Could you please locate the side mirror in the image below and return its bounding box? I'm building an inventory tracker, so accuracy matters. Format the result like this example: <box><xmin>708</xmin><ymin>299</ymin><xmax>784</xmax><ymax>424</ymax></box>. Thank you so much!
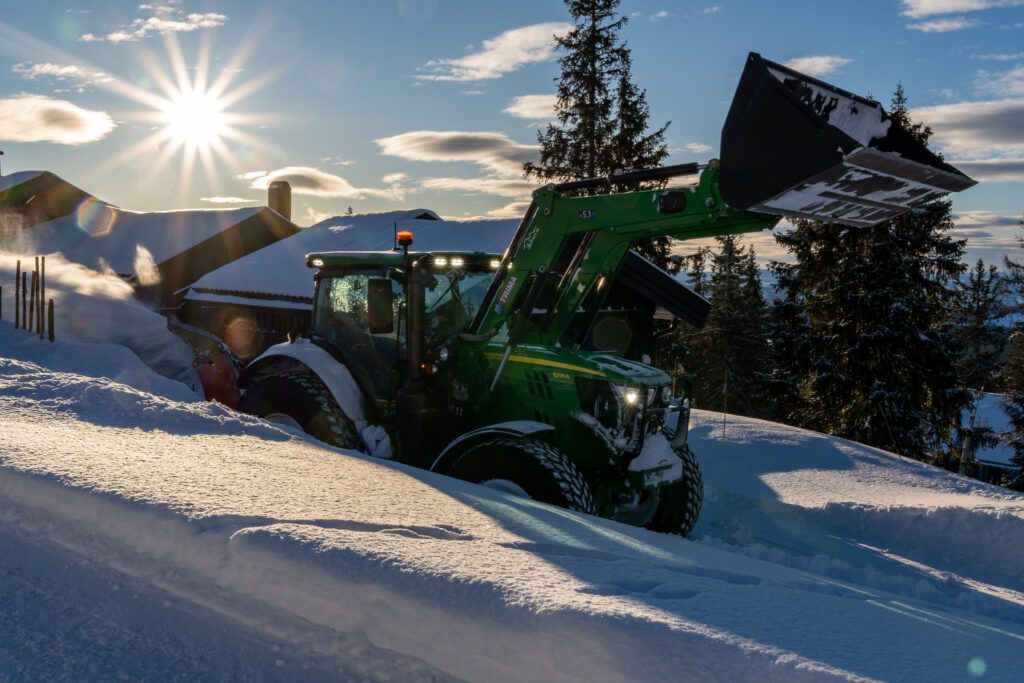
<box><xmin>367</xmin><ymin>278</ymin><xmax>394</xmax><ymax>334</ymax></box>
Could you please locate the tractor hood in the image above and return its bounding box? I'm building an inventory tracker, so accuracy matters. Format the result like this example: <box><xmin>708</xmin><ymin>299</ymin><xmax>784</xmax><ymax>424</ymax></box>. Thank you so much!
<box><xmin>485</xmin><ymin>344</ymin><xmax>668</xmax><ymax>388</ymax></box>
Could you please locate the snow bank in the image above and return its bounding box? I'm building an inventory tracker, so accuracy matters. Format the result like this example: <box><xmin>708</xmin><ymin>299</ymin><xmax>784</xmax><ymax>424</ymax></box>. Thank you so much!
<box><xmin>1</xmin><ymin>353</ymin><xmax>1023</xmax><ymax>680</ymax></box>
<box><xmin>0</xmin><ymin>252</ymin><xmax>199</xmax><ymax>393</ymax></box>
<box><xmin>690</xmin><ymin>410</ymin><xmax>1024</xmax><ymax>619</ymax></box>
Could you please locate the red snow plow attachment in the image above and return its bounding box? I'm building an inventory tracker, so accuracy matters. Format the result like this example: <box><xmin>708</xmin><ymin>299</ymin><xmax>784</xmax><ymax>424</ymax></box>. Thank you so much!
<box><xmin>719</xmin><ymin>52</ymin><xmax>976</xmax><ymax>228</ymax></box>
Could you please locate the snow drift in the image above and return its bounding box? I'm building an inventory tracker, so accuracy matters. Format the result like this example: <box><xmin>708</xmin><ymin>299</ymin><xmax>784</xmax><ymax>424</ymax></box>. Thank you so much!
<box><xmin>0</xmin><ymin>324</ymin><xmax>1022</xmax><ymax>681</ymax></box>
<box><xmin>0</xmin><ymin>252</ymin><xmax>199</xmax><ymax>392</ymax></box>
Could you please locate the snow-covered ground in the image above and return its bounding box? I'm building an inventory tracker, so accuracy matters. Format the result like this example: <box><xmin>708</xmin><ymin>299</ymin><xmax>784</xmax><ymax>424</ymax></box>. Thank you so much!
<box><xmin>0</xmin><ymin>319</ymin><xmax>1022</xmax><ymax>681</ymax></box>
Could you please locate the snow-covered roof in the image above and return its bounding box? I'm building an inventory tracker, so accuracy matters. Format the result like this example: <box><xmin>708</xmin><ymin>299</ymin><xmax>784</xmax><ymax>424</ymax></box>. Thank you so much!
<box><xmin>0</xmin><ymin>170</ymin><xmax>43</xmax><ymax>194</ymax></box>
<box><xmin>0</xmin><ymin>203</ymin><xmax>262</xmax><ymax>275</ymax></box>
<box><xmin>186</xmin><ymin>209</ymin><xmax>519</xmax><ymax>302</ymax></box>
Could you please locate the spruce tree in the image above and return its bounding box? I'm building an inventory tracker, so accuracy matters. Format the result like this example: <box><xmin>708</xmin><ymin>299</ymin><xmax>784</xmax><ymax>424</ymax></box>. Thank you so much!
<box><xmin>999</xmin><ymin>215</ymin><xmax>1024</xmax><ymax>489</ymax></box>
<box><xmin>953</xmin><ymin>259</ymin><xmax>1005</xmax><ymax>391</ymax></box>
<box><xmin>681</xmin><ymin>245</ymin><xmax>711</xmax><ymax>296</ymax></box>
<box><xmin>525</xmin><ymin>0</ymin><xmax>671</xmax><ymax>268</ymax></box>
<box><xmin>768</xmin><ymin>86</ymin><xmax>966</xmax><ymax>460</ymax></box>
<box><xmin>681</xmin><ymin>236</ymin><xmax>769</xmax><ymax>418</ymax></box>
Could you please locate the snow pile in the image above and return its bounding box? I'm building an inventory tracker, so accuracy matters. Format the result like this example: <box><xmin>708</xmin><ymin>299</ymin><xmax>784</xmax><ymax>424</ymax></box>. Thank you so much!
<box><xmin>0</xmin><ymin>252</ymin><xmax>199</xmax><ymax>392</ymax></box>
<box><xmin>186</xmin><ymin>210</ymin><xmax>518</xmax><ymax>303</ymax></box>
<box><xmin>0</xmin><ymin>335</ymin><xmax>1023</xmax><ymax>680</ymax></box>
<box><xmin>691</xmin><ymin>411</ymin><xmax>1024</xmax><ymax>617</ymax></box>
<box><xmin>0</xmin><ymin>201</ymin><xmax>260</xmax><ymax>275</ymax></box>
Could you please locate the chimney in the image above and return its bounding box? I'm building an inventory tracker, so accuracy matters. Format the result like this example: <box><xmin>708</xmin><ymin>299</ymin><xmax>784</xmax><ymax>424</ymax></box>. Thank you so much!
<box><xmin>268</xmin><ymin>180</ymin><xmax>291</xmax><ymax>221</ymax></box>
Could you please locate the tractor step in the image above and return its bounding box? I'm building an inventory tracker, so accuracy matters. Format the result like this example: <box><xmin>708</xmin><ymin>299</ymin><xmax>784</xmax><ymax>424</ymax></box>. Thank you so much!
<box><xmin>719</xmin><ymin>52</ymin><xmax>976</xmax><ymax>228</ymax></box>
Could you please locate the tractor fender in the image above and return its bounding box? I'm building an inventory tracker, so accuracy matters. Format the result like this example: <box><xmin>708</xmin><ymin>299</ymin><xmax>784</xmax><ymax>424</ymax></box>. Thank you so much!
<box><xmin>241</xmin><ymin>338</ymin><xmax>369</xmax><ymax>432</ymax></box>
<box><xmin>430</xmin><ymin>421</ymin><xmax>555</xmax><ymax>473</ymax></box>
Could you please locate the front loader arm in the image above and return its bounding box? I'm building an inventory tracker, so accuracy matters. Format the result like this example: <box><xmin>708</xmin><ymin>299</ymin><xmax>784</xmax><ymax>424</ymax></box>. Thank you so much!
<box><xmin>470</xmin><ymin>163</ymin><xmax>779</xmax><ymax>348</ymax></box>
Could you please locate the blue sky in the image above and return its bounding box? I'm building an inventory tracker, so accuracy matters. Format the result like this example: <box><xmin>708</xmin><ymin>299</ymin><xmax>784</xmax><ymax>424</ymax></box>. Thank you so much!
<box><xmin>0</xmin><ymin>0</ymin><xmax>1021</xmax><ymax>263</ymax></box>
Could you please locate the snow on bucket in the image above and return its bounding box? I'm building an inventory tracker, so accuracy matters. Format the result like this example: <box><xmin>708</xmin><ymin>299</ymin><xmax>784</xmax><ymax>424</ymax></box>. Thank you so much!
<box><xmin>719</xmin><ymin>52</ymin><xmax>976</xmax><ymax>228</ymax></box>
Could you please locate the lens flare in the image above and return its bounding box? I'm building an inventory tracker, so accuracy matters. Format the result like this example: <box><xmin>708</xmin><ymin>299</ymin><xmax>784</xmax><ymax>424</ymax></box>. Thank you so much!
<box><xmin>76</xmin><ymin>199</ymin><xmax>117</xmax><ymax>237</ymax></box>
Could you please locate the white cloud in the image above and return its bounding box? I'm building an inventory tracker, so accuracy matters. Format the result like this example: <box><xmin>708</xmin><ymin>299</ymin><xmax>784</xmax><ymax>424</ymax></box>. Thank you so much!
<box><xmin>200</xmin><ymin>196</ymin><xmax>253</xmax><ymax>204</ymax></box>
<box><xmin>682</xmin><ymin>142</ymin><xmax>714</xmax><ymax>155</ymax></box>
<box><xmin>247</xmin><ymin>167</ymin><xmax>404</xmax><ymax>200</ymax></box>
<box><xmin>953</xmin><ymin>158</ymin><xmax>1024</xmax><ymax>181</ymax></box>
<box><xmin>677</xmin><ymin>232</ymin><xmax>792</xmax><ymax>264</ymax></box>
<box><xmin>303</xmin><ymin>205</ymin><xmax>335</xmax><ymax>226</ymax></box>
<box><xmin>503</xmin><ymin>94</ymin><xmax>557</xmax><ymax>120</ymax></box>
<box><xmin>420</xmin><ymin>177</ymin><xmax>536</xmax><ymax>198</ymax></box>
<box><xmin>954</xmin><ymin>209</ymin><xmax>1023</xmax><ymax>228</ymax></box>
<box><xmin>913</xmin><ymin>98</ymin><xmax>1024</xmax><ymax>156</ymax></box>
<box><xmin>237</xmin><ymin>170</ymin><xmax>268</xmax><ymax>180</ymax></box>
<box><xmin>950</xmin><ymin>210</ymin><xmax>1024</xmax><ymax>265</ymax></box>
<box><xmin>700</xmin><ymin>5</ymin><xmax>722</xmax><ymax>14</ymax></box>
<box><xmin>907</xmin><ymin>16</ymin><xmax>976</xmax><ymax>31</ymax></box>
<box><xmin>12</xmin><ymin>62</ymin><xmax>113</xmax><ymax>90</ymax></box>
<box><xmin>78</xmin><ymin>3</ymin><xmax>227</xmax><ymax>43</ymax></box>
<box><xmin>900</xmin><ymin>0</ymin><xmax>1024</xmax><ymax>17</ymax></box>
<box><xmin>970</xmin><ymin>52</ymin><xmax>1024</xmax><ymax>60</ymax></box>
<box><xmin>649</xmin><ymin>10</ymin><xmax>670</xmax><ymax>22</ymax></box>
<box><xmin>416</xmin><ymin>22</ymin><xmax>572</xmax><ymax>81</ymax></box>
<box><xmin>975</xmin><ymin>64</ymin><xmax>1024</xmax><ymax>96</ymax></box>
<box><xmin>484</xmin><ymin>201</ymin><xmax>533</xmax><ymax>219</ymax></box>
<box><xmin>138</xmin><ymin>3</ymin><xmax>180</xmax><ymax>13</ymax></box>
<box><xmin>463</xmin><ymin>201</ymin><xmax>533</xmax><ymax>220</ymax></box>
<box><xmin>319</xmin><ymin>156</ymin><xmax>354</xmax><ymax>166</ymax></box>
<box><xmin>0</xmin><ymin>94</ymin><xmax>114</xmax><ymax>144</ymax></box>
<box><xmin>381</xmin><ymin>172</ymin><xmax>408</xmax><ymax>184</ymax></box>
<box><xmin>376</xmin><ymin>130</ymin><xmax>538</xmax><ymax>178</ymax></box>
<box><xmin>783</xmin><ymin>55</ymin><xmax>853</xmax><ymax>76</ymax></box>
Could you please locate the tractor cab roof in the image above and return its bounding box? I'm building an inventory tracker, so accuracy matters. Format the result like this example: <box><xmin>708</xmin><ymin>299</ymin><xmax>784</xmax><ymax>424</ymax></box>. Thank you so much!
<box><xmin>306</xmin><ymin>250</ymin><xmax>502</xmax><ymax>271</ymax></box>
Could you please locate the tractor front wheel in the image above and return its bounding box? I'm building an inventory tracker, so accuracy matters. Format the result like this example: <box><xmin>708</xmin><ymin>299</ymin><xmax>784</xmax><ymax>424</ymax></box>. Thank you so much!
<box><xmin>238</xmin><ymin>372</ymin><xmax>360</xmax><ymax>450</ymax></box>
<box><xmin>443</xmin><ymin>438</ymin><xmax>595</xmax><ymax>514</ymax></box>
<box><xmin>645</xmin><ymin>444</ymin><xmax>704</xmax><ymax>537</ymax></box>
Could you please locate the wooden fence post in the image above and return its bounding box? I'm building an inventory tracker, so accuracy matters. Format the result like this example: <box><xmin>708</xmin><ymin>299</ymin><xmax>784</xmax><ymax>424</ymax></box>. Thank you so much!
<box><xmin>14</xmin><ymin>260</ymin><xmax>19</xmax><ymax>329</ymax></box>
<box><xmin>29</xmin><ymin>270</ymin><xmax>36</xmax><ymax>333</ymax></box>
<box><xmin>40</xmin><ymin>256</ymin><xmax>45</xmax><ymax>337</ymax></box>
<box><xmin>47</xmin><ymin>299</ymin><xmax>54</xmax><ymax>342</ymax></box>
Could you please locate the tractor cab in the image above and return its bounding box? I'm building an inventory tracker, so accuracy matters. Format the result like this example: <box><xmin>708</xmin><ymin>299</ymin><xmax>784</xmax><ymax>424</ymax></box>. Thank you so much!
<box><xmin>305</xmin><ymin>249</ymin><xmax>501</xmax><ymax>424</ymax></box>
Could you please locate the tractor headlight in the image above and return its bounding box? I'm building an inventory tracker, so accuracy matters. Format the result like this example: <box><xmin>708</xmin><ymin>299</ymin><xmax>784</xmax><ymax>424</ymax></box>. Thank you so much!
<box><xmin>612</xmin><ymin>384</ymin><xmax>641</xmax><ymax>407</ymax></box>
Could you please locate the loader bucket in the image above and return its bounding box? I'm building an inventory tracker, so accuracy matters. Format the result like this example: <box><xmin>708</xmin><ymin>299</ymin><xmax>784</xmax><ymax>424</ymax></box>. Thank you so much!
<box><xmin>719</xmin><ymin>52</ymin><xmax>976</xmax><ymax>228</ymax></box>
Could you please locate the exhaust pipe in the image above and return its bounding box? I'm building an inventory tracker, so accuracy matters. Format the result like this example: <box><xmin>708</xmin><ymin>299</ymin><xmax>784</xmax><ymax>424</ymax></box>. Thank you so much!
<box><xmin>719</xmin><ymin>53</ymin><xmax>976</xmax><ymax>228</ymax></box>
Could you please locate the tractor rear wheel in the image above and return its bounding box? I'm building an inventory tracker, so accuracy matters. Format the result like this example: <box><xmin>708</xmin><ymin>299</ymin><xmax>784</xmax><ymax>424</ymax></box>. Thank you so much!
<box><xmin>238</xmin><ymin>372</ymin><xmax>360</xmax><ymax>450</ymax></box>
<box><xmin>645</xmin><ymin>444</ymin><xmax>704</xmax><ymax>537</ymax></box>
<box><xmin>443</xmin><ymin>438</ymin><xmax>595</xmax><ymax>514</ymax></box>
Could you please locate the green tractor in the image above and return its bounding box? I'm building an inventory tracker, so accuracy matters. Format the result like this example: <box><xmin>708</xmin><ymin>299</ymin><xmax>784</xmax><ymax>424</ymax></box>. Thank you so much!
<box><xmin>237</xmin><ymin>54</ymin><xmax>975</xmax><ymax>535</ymax></box>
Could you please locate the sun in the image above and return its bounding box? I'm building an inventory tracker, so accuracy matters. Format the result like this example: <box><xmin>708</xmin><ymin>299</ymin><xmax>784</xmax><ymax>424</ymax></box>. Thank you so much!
<box><xmin>161</xmin><ymin>88</ymin><xmax>227</xmax><ymax>150</ymax></box>
<box><xmin>81</xmin><ymin>31</ymin><xmax>286</xmax><ymax>204</ymax></box>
